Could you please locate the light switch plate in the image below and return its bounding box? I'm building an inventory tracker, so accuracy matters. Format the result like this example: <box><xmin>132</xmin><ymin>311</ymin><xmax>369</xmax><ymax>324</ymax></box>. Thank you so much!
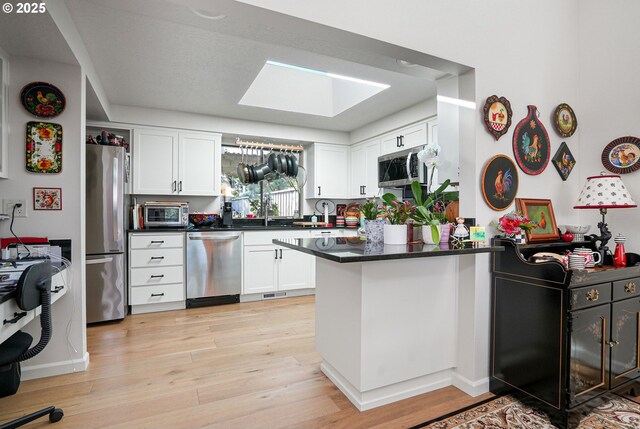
<box><xmin>3</xmin><ymin>199</ymin><xmax>27</xmax><ymax>217</ymax></box>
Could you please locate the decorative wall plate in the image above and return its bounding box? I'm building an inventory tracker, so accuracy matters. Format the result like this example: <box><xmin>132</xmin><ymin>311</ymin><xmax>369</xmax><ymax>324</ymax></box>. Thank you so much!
<box><xmin>481</xmin><ymin>154</ymin><xmax>519</xmax><ymax>211</ymax></box>
<box><xmin>512</xmin><ymin>105</ymin><xmax>551</xmax><ymax>175</ymax></box>
<box><xmin>20</xmin><ymin>82</ymin><xmax>66</xmax><ymax>118</ymax></box>
<box><xmin>26</xmin><ymin>122</ymin><xmax>62</xmax><ymax>173</ymax></box>
<box><xmin>553</xmin><ymin>103</ymin><xmax>577</xmax><ymax>137</ymax></box>
<box><xmin>482</xmin><ymin>95</ymin><xmax>512</xmax><ymax>141</ymax></box>
<box><xmin>601</xmin><ymin>136</ymin><xmax>640</xmax><ymax>174</ymax></box>
<box><xmin>552</xmin><ymin>142</ymin><xmax>576</xmax><ymax>181</ymax></box>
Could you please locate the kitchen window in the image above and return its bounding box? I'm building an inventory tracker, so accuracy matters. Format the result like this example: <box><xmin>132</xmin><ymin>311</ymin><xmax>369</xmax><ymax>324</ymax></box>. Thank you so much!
<box><xmin>220</xmin><ymin>145</ymin><xmax>302</xmax><ymax>219</ymax></box>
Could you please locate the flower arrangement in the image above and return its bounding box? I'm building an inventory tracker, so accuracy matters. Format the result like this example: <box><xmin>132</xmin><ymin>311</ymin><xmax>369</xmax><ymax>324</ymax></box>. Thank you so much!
<box><xmin>360</xmin><ymin>197</ymin><xmax>382</xmax><ymax>221</ymax></box>
<box><xmin>380</xmin><ymin>198</ymin><xmax>416</xmax><ymax>225</ymax></box>
<box><xmin>492</xmin><ymin>211</ymin><xmax>537</xmax><ymax>235</ymax></box>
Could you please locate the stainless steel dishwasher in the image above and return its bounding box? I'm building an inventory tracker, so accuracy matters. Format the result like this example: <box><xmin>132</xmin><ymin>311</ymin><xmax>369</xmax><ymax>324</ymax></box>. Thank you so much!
<box><xmin>186</xmin><ymin>231</ymin><xmax>242</xmax><ymax>307</ymax></box>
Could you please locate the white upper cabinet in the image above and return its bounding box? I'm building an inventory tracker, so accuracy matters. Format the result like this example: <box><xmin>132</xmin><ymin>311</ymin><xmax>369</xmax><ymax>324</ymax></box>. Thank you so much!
<box><xmin>306</xmin><ymin>143</ymin><xmax>349</xmax><ymax>199</ymax></box>
<box><xmin>349</xmin><ymin>138</ymin><xmax>380</xmax><ymax>198</ymax></box>
<box><xmin>133</xmin><ymin>128</ymin><xmax>221</xmax><ymax>196</ymax></box>
<box><xmin>380</xmin><ymin>121</ymin><xmax>427</xmax><ymax>155</ymax></box>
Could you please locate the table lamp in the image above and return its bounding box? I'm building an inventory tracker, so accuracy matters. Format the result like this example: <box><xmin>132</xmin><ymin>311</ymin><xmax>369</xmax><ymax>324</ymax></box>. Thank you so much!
<box><xmin>574</xmin><ymin>173</ymin><xmax>637</xmax><ymax>266</ymax></box>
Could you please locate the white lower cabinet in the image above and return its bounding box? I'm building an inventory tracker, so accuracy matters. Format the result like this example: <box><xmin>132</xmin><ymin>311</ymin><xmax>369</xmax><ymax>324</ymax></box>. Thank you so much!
<box><xmin>243</xmin><ymin>231</ymin><xmax>316</xmax><ymax>296</ymax></box>
<box><xmin>129</xmin><ymin>232</ymin><xmax>185</xmax><ymax>314</ymax></box>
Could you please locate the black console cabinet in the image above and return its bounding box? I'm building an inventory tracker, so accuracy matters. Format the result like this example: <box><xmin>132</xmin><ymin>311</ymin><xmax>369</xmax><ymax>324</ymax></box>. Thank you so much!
<box><xmin>490</xmin><ymin>238</ymin><xmax>640</xmax><ymax>428</ymax></box>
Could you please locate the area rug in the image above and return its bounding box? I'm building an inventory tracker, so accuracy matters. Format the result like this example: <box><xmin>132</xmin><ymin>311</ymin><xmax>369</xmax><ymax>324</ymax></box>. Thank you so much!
<box><xmin>410</xmin><ymin>394</ymin><xmax>640</xmax><ymax>428</ymax></box>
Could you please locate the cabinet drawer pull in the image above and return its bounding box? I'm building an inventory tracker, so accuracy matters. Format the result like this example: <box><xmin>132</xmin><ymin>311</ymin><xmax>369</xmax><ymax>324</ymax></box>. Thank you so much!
<box><xmin>150</xmin><ymin>274</ymin><xmax>165</xmax><ymax>279</ymax></box>
<box><xmin>318</xmin><ymin>186</ymin><xmax>321</xmax><ymax>196</ymax></box>
<box><xmin>3</xmin><ymin>312</ymin><xmax>27</xmax><ymax>325</ymax></box>
<box><xmin>585</xmin><ymin>289</ymin><xmax>599</xmax><ymax>302</ymax></box>
<box><xmin>150</xmin><ymin>240</ymin><xmax>165</xmax><ymax>244</ymax></box>
<box><xmin>150</xmin><ymin>293</ymin><xmax>165</xmax><ymax>297</ymax></box>
<box><xmin>150</xmin><ymin>256</ymin><xmax>165</xmax><ymax>260</ymax></box>
<box><xmin>608</xmin><ymin>340</ymin><xmax>620</xmax><ymax>347</ymax></box>
<box><xmin>625</xmin><ymin>282</ymin><xmax>637</xmax><ymax>294</ymax></box>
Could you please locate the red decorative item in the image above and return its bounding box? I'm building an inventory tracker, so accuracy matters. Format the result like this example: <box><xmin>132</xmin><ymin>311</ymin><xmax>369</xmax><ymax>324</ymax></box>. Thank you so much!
<box><xmin>512</xmin><ymin>105</ymin><xmax>551</xmax><ymax>175</ymax></box>
<box><xmin>561</xmin><ymin>231</ymin><xmax>574</xmax><ymax>242</ymax></box>
<box><xmin>613</xmin><ymin>233</ymin><xmax>627</xmax><ymax>268</ymax></box>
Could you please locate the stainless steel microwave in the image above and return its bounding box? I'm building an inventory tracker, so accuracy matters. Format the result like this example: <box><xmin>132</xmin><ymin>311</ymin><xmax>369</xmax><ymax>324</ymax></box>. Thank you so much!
<box><xmin>378</xmin><ymin>147</ymin><xmax>427</xmax><ymax>188</ymax></box>
<box><xmin>144</xmin><ymin>202</ymin><xmax>189</xmax><ymax>227</ymax></box>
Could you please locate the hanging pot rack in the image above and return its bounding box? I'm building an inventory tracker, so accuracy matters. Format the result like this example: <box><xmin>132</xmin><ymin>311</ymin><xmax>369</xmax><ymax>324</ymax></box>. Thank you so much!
<box><xmin>235</xmin><ymin>137</ymin><xmax>303</xmax><ymax>152</ymax></box>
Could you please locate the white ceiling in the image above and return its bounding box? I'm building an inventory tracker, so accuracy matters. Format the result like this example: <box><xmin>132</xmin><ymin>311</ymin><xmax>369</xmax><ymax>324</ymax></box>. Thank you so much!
<box><xmin>64</xmin><ymin>0</ymin><xmax>446</xmax><ymax>132</ymax></box>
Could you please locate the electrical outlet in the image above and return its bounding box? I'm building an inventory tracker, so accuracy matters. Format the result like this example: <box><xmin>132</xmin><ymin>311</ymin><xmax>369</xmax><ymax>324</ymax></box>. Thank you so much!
<box><xmin>3</xmin><ymin>199</ymin><xmax>27</xmax><ymax>217</ymax></box>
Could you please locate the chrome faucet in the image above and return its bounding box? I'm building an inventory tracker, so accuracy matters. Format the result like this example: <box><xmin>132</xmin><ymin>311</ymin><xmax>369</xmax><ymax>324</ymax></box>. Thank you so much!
<box><xmin>263</xmin><ymin>193</ymin><xmax>271</xmax><ymax>227</ymax></box>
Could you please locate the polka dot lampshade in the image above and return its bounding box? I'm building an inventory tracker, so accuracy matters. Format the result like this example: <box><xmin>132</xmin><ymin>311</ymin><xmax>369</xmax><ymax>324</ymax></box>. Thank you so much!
<box><xmin>574</xmin><ymin>174</ymin><xmax>637</xmax><ymax>209</ymax></box>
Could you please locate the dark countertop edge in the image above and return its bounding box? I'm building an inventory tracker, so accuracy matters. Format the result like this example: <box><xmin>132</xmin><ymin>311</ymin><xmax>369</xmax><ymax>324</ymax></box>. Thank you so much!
<box><xmin>128</xmin><ymin>226</ymin><xmax>349</xmax><ymax>233</ymax></box>
<box><xmin>273</xmin><ymin>239</ymin><xmax>505</xmax><ymax>263</ymax></box>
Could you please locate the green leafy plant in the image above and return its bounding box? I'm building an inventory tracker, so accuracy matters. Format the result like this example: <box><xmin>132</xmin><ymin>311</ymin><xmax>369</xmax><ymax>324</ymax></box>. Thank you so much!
<box><xmin>360</xmin><ymin>197</ymin><xmax>382</xmax><ymax>221</ymax></box>
<box><xmin>409</xmin><ymin>179</ymin><xmax>451</xmax><ymax>243</ymax></box>
<box><xmin>380</xmin><ymin>196</ymin><xmax>416</xmax><ymax>225</ymax></box>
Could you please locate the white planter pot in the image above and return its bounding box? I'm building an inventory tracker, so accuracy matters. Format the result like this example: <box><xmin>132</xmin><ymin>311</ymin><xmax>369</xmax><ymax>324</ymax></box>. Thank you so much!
<box><xmin>422</xmin><ymin>225</ymin><xmax>441</xmax><ymax>245</ymax></box>
<box><xmin>384</xmin><ymin>224</ymin><xmax>407</xmax><ymax>245</ymax></box>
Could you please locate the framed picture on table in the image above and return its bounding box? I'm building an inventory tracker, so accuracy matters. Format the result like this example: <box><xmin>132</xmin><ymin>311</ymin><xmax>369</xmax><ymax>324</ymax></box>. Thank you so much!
<box><xmin>515</xmin><ymin>198</ymin><xmax>559</xmax><ymax>242</ymax></box>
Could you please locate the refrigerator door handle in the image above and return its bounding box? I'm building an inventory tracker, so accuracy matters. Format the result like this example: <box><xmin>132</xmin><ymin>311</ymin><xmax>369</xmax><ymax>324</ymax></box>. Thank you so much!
<box><xmin>113</xmin><ymin>156</ymin><xmax>120</xmax><ymax>244</ymax></box>
<box><xmin>86</xmin><ymin>257</ymin><xmax>114</xmax><ymax>265</ymax></box>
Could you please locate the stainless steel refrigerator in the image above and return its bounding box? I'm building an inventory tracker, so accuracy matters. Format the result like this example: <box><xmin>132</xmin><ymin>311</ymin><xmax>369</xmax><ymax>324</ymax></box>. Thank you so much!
<box><xmin>85</xmin><ymin>144</ymin><xmax>126</xmax><ymax>323</ymax></box>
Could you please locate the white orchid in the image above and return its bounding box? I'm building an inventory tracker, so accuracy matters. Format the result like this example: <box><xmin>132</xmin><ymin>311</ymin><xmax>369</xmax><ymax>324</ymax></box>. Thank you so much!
<box><xmin>418</xmin><ymin>143</ymin><xmax>442</xmax><ymax>168</ymax></box>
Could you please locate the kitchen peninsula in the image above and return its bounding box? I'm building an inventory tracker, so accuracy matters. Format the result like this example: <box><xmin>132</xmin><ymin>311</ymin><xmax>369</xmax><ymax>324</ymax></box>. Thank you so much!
<box><xmin>274</xmin><ymin>237</ymin><xmax>504</xmax><ymax>410</ymax></box>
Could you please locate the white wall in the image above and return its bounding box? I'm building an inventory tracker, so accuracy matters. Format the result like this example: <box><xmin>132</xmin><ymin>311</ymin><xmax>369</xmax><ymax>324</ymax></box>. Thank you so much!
<box><xmin>578</xmin><ymin>0</ymin><xmax>640</xmax><ymax>253</ymax></box>
<box><xmin>238</xmin><ymin>0</ymin><xmax>582</xmax><ymax>394</ymax></box>
<box><xmin>0</xmin><ymin>56</ymin><xmax>87</xmax><ymax>376</ymax></box>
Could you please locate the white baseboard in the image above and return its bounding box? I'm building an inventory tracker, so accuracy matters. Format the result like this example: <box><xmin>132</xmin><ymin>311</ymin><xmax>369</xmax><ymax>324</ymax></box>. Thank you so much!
<box><xmin>22</xmin><ymin>352</ymin><xmax>90</xmax><ymax>380</ymax></box>
<box><xmin>451</xmin><ymin>372</ymin><xmax>490</xmax><ymax>397</ymax></box>
<box><xmin>321</xmin><ymin>361</ymin><xmax>454</xmax><ymax>411</ymax></box>
<box><xmin>240</xmin><ymin>289</ymin><xmax>315</xmax><ymax>303</ymax></box>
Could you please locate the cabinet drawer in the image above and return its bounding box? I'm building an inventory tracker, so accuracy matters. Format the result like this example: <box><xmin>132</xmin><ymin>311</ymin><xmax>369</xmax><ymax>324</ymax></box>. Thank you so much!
<box><xmin>613</xmin><ymin>277</ymin><xmax>640</xmax><ymax>300</ymax></box>
<box><xmin>130</xmin><ymin>266</ymin><xmax>184</xmax><ymax>287</ymax></box>
<box><xmin>570</xmin><ymin>283</ymin><xmax>612</xmax><ymax>310</ymax></box>
<box><xmin>130</xmin><ymin>234</ymin><xmax>184</xmax><ymax>249</ymax></box>
<box><xmin>130</xmin><ymin>248</ymin><xmax>184</xmax><ymax>267</ymax></box>
<box><xmin>309</xmin><ymin>229</ymin><xmax>344</xmax><ymax>238</ymax></box>
<box><xmin>130</xmin><ymin>283</ymin><xmax>184</xmax><ymax>305</ymax></box>
<box><xmin>243</xmin><ymin>230</ymin><xmax>310</xmax><ymax>246</ymax></box>
<box><xmin>0</xmin><ymin>300</ymin><xmax>35</xmax><ymax>343</ymax></box>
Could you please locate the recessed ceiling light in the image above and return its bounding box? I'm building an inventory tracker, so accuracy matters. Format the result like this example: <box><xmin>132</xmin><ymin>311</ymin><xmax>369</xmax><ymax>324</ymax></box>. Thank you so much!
<box><xmin>188</xmin><ymin>6</ymin><xmax>226</xmax><ymax>21</ymax></box>
<box><xmin>437</xmin><ymin>95</ymin><xmax>476</xmax><ymax>110</ymax></box>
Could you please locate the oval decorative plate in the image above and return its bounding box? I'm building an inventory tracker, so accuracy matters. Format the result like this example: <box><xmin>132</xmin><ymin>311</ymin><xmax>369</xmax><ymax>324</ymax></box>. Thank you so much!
<box><xmin>553</xmin><ymin>103</ymin><xmax>577</xmax><ymax>137</ymax></box>
<box><xmin>481</xmin><ymin>154</ymin><xmax>519</xmax><ymax>211</ymax></box>
<box><xmin>482</xmin><ymin>95</ymin><xmax>512</xmax><ymax>141</ymax></box>
<box><xmin>20</xmin><ymin>81</ymin><xmax>66</xmax><ymax>118</ymax></box>
<box><xmin>601</xmin><ymin>136</ymin><xmax>640</xmax><ymax>174</ymax></box>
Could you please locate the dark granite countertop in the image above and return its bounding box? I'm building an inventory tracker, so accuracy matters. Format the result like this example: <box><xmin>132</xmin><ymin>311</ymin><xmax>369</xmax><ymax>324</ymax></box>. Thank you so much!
<box><xmin>128</xmin><ymin>226</ymin><xmax>343</xmax><ymax>233</ymax></box>
<box><xmin>273</xmin><ymin>237</ymin><xmax>504</xmax><ymax>263</ymax></box>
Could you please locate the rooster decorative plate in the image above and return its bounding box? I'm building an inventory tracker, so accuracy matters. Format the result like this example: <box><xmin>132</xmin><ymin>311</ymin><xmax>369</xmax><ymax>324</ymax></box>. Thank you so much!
<box><xmin>482</xmin><ymin>95</ymin><xmax>512</xmax><ymax>141</ymax></box>
<box><xmin>20</xmin><ymin>82</ymin><xmax>66</xmax><ymax>118</ymax></box>
<box><xmin>552</xmin><ymin>142</ymin><xmax>576</xmax><ymax>181</ymax></box>
<box><xmin>601</xmin><ymin>136</ymin><xmax>640</xmax><ymax>174</ymax></box>
<box><xmin>553</xmin><ymin>103</ymin><xmax>577</xmax><ymax>138</ymax></box>
<box><xmin>481</xmin><ymin>154</ymin><xmax>519</xmax><ymax>211</ymax></box>
<box><xmin>512</xmin><ymin>105</ymin><xmax>551</xmax><ymax>175</ymax></box>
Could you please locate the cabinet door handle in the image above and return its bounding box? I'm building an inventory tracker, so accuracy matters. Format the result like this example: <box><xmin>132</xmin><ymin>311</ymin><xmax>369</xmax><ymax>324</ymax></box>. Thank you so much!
<box><xmin>362</xmin><ymin>185</ymin><xmax>366</xmax><ymax>195</ymax></box>
<box><xmin>150</xmin><ymin>256</ymin><xmax>165</xmax><ymax>260</ymax></box>
<box><xmin>399</xmin><ymin>135</ymin><xmax>404</xmax><ymax>147</ymax></box>
<box><xmin>150</xmin><ymin>274</ymin><xmax>165</xmax><ymax>278</ymax></box>
<box><xmin>585</xmin><ymin>289</ymin><xmax>599</xmax><ymax>301</ymax></box>
<box><xmin>625</xmin><ymin>282</ymin><xmax>637</xmax><ymax>294</ymax></box>
<box><xmin>172</xmin><ymin>180</ymin><xmax>177</xmax><ymax>192</ymax></box>
<box><xmin>150</xmin><ymin>293</ymin><xmax>165</xmax><ymax>297</ymax></box>
<box><xmin>279</xmin><ymin>249</ymin><xmax>283</xmax><ymax>259</ymax></box>
<box><xmin>608</xmin><ymin>340</ymin><xmax>620</xmax><ymax>347</ymax></box>
<box><xmin>3</xmin><ymin>312</ymin><xmax>27</xmax><ymax>325</ymax></box>
<box><xmin>179</xmin><ymin>181</ymin><xmax>182</xmax><ymax>192</ymax></box>
<box><xmin>396</xmin><ymin>136</ymin><xmax>400</xmax><ymax>147</ymax></box>
<box><xmin>275</xmin><ymin>249</ymin><xmax>278</xmax><ymax>260</ymax></box>
<box><xmin>318</xmin><ymin>186</ymin><xmax>321</xmax><ymax>196</ymax></box>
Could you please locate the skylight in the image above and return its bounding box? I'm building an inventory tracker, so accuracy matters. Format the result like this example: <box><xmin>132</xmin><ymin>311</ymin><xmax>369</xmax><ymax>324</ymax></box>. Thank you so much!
<box><xmin>239</xmin><ymin>61</ymin><xmax>390</xmax><ymax>117</ymax></box>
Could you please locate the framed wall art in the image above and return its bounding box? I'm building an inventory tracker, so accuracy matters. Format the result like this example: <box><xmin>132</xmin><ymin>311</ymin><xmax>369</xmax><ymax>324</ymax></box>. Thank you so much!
<box><xmin>512</xmin><ymin>105</ymin><xmax>551</xmax><ymax>175</ymax></box>
<box><xmin>553</xmin><ymin>103</ymin><xmax>577</xmax><ymax>138</ymax></box>
<box><xmin>33</xmin><ymin>187</ymin><xmax>62</xmax><ymax>210</ymax></box>
<box><xmin>515</xmin><ymin>198</ymin><xmax>559</xmax><ymax>242</ymax></box>
<box><xmin>20</xmin><ymin>81</ymin><xmax>66</xmax><ymax>118</ymax></box>
<box><xmin>26</xmin><ymin>121</ymin><xmax>62</xmax><ymax>173</ymax></box>
<box><xmin>552</xmin><ymin>142</ymin><xmax>576</xmax><ymax>181</ymax></box>
<box><xmin>482</xmin><ymin>95</ymin><xmax>513</xmax><ymax>141</ymax></box>
<box><xmin>601</xmin><ymin>136</ymin><xmax>640</xmax><ymax>174</ymax></box>
<box><xmin>481</xmin><ymin>154</ymin><xmax>519</xmax><ymax>211</ymax></box>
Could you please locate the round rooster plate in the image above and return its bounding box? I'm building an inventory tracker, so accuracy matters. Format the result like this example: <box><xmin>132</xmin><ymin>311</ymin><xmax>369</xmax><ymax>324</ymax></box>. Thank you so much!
<box><xmin>20</xmin><ymin>81</ymin><xmax>66</xmax><ymax>118</ymax></box>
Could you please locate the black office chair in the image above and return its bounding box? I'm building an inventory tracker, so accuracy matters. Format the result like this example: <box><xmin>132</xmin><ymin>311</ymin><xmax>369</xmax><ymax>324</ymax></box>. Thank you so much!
<box><xmin>0</xmin><ymin>262</ymin><xmax>63</xmax><ymax>428</ymax></box>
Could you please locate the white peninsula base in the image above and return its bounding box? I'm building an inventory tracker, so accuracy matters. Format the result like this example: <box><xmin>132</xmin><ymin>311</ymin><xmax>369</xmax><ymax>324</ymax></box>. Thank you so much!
<box><xmin>315</xmin><ymin>255</ymin><xmax>483</xmax><ymax>411</ymax></box>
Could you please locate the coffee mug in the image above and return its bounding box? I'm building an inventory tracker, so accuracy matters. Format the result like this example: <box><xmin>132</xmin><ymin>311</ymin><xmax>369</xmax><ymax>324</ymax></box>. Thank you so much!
<box><xmin>573</xmin><ymin>248</ymin><xmax>601</xmax><ymax>267</ymax></box>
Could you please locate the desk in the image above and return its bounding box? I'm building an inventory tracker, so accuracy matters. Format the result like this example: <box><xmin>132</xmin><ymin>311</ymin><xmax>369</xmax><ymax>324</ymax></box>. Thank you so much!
<box><xmin>0</xmin><ymin>259</ymin><xmax>67</xmax><ymax>344</ymax></box>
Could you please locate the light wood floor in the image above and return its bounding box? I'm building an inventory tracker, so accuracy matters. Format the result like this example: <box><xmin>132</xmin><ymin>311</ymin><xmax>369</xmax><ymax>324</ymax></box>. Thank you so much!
<box><xmin>0</xmin><ymin>296</ymin><xmax>491</xmax><ymax>428</ymax></box>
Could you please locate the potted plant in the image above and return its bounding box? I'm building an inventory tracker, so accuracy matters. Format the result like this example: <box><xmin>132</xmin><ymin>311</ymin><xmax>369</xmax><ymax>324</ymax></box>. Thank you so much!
<box><xmin>380</xmin><ymin>195</ymin><xmax>416</xmax><ymax>244</ymax></box>
<box><xmin>360</xmin><ymin>197</ymin><xmax>386</xmax><ymax>242</ymax></box>
<box><xmin>491</xmin><ymin>211</ymin><xmax>536</xmax><ymax>244</ymax></box>
<box><xmin>409</xmin><ymin>179</ymin><xmax>451</xmax><ymax>244</ymax></box>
